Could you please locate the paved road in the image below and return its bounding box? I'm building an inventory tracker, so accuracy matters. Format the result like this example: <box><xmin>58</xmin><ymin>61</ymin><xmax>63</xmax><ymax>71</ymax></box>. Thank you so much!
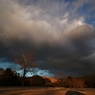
<box><xmin>0</xmin><ymin>87</ymin><xmax>95</xmax><ymax>95</ymax></box>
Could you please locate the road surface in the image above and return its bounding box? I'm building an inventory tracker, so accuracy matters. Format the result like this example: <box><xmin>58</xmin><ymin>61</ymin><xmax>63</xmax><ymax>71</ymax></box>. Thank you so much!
<box><xmin>0</xmin><ymin>87</ymin><xmax>95</xmax><ymax>95</ymax></box>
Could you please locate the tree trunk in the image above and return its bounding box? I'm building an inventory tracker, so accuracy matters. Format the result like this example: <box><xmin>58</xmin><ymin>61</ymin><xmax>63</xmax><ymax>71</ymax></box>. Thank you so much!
<box><xmin>22</xmin><ymin>68</ymin><xmax>26</xmax><ymax>86</ymax></box>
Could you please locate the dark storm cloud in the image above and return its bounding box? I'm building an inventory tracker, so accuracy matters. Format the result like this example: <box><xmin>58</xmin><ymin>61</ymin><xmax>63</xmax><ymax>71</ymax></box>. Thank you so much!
<box><xmin>38</xmin><ymin>25</ymin><xmax>95</xmax><ymax>76</ymax></box>
<box><xmin>0</xmin><ymin>0</ymin><xmax>95</xmax><ymax>76</ymax></box>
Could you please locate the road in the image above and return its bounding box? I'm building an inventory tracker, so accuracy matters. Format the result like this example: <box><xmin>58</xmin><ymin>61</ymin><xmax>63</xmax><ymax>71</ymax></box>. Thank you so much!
<box><xmin>0</xmin><ymin>87</ymin><xmax>95</xmax><ymax>95</ymax></box>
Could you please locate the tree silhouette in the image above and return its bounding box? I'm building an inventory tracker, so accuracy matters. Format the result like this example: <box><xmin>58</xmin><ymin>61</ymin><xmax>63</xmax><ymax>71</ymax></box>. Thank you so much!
<box><xmin>1</xmin><ymin>68</ymin><xmax>20</xmax><ymax>86</ymax></box>
<box><xmin>0</xmin><ymin>68</ymin><xmax>4</xmax><ymax>75</ymax></box>
<box><xmin>13</xmin><ymin>48</ymin><xmax>38</xmax><ymax>86</ymax></box>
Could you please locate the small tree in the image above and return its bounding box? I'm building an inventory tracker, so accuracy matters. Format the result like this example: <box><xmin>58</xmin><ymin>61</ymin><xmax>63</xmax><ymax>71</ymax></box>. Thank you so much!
<box><xmin>13</xmin><ymin>48</ymin><xmax>38</xmax><ymax>86</ymax></box>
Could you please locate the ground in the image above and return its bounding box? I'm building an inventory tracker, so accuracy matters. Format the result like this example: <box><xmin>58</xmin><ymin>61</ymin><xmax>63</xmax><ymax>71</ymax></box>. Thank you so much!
<box><xmin>0</xmin><ymin>87</ymin><xmax>95</xmax><ymax>95</ymax></box>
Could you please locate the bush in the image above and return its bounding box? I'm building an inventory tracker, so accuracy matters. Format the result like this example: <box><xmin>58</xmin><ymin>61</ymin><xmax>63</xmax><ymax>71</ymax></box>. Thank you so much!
<box><xmin>27</xmin><ymin>75</ymin><xmax>46</xmax><ymax>86</ymax></box>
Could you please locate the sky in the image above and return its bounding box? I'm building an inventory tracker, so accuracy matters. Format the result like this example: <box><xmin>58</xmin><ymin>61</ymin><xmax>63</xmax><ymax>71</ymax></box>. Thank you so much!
<box><xmin>0</xmin><ymin>0</ymin><xmax>95</xmax><ymax>77</ymax></box>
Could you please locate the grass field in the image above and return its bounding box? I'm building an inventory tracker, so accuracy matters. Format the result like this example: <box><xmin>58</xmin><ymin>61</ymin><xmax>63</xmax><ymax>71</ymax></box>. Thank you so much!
<box><xmin>0</xmin><ymin>87</ymin><xmax>95</xmax><ymax>95</ymax></box>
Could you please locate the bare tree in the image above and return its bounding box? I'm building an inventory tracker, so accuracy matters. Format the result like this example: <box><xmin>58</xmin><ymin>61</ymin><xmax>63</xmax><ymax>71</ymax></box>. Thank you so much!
<box><xmin>13</xmin><ymin>48</ymin><xmax>38</xmax><ymax>86</ymax></box>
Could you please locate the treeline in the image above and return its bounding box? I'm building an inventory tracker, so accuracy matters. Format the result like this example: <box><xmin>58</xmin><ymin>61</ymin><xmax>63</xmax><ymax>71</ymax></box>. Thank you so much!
<box><xmin>82</xmin><ymin>74</ymin><xmax>95</xmax><ymax>88</ymax></box>
<box><xmin>0</xmin><ymin>68</ymin><xmax>51</xmax><ymax>86</ymax></box>
<box><xmin>56</xmin><ymin>76</ymin><xmax>85</xmax><ymax>88</ymax></box>
<box><xmin>0</xmin><ymin>68</ymin><xmax>95</xmax><ymax>88</ymax></box>
<box><xmin>55</xmin><ymin>76</ymin><xmax>95</xmax><ymax>88</ymax></box>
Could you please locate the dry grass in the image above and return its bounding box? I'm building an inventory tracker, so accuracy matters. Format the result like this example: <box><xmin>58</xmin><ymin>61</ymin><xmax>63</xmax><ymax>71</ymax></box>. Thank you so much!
<box><xmin>0</xmin><ymin>87</ymin><xmax>95</xmax><ymax>95</ymax></box>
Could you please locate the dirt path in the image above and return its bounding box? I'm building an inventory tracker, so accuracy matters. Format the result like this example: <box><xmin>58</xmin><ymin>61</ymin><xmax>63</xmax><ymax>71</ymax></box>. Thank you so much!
<box><xmin>0</xmin><ymin>87</ymin><xmax>95</xmax><ymax>95</ymax></box>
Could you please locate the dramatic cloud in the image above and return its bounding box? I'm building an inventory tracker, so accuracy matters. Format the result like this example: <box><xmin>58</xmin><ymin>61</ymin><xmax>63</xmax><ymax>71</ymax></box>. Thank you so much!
<box><xmin>0</xmin><ymin>0</ymin><xmax>95</xmax><ymax>76</ymax></box>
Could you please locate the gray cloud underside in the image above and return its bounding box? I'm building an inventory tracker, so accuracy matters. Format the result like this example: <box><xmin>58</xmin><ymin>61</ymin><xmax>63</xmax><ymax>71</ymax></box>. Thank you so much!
<box><xmin>0</xmin><ymin>0</ymin><xmax>95</xmax><ymax>76</ymax></box>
